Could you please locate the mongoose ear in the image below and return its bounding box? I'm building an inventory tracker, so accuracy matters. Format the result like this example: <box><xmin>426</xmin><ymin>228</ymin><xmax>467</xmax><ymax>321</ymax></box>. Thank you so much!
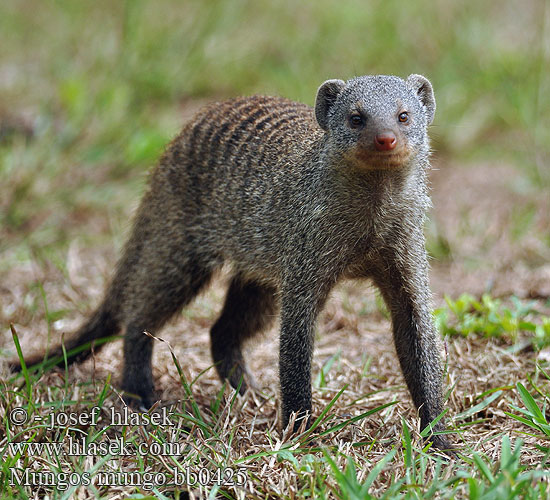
<box><xmin>315</xmin><ymin>79</ymin><xmax>346</xmax><ymax>131</ymax></box>
<box><xmin>406</xmin><ymin>74</ymin><xmax>436</xmax><ymax>125</ymax></box>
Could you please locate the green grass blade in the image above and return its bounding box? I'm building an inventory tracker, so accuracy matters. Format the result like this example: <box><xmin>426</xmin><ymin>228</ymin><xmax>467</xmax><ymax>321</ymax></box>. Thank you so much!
<box><xmin>316</xmin><ymin>402</ymin><xmax>397</xmax><ymax>440</ymax></box>
<box><xmin>472</xmin><ymin>453</ymin><xmax>494</xmax><ymax>482</ymax></box>
<box><xmin>516</xmin><ymin>382</ymin><xmax>546</xmax><ymax>424</ymax></box>
<box><xmin>453</xmin><ymin>390</ymin><xmax>502</xmax><ymax>421</ymax></box>
<box><xmin>10</xmin><ymin>324</ymin><xmax>32</xmax><ymax>402</ymax></box>
<box><xmin>363</xmin><ymin>448</ymin><xmax>397</xmax><ymax>490</ymax></box>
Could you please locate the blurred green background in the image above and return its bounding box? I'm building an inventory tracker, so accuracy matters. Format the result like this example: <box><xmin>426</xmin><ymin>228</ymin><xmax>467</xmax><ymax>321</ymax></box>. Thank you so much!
<box><xmin>1</xmin><ymin>0</ymin><xmax>548</xmax><ymax>263</ymax></box>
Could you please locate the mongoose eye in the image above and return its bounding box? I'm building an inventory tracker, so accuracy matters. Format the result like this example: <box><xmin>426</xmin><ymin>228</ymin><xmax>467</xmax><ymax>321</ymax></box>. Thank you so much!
<box><xmin>349</xmin><ymin>113</ymin><xmax>365</xmax><ymax>129</ymax></box>
<box><xmin>398</xmin><ymin>112</ymin><xmax>409</xmax><ymax>123</ymax></box>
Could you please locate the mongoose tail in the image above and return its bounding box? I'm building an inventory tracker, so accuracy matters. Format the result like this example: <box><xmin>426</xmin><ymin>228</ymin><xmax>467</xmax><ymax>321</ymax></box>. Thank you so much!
<box><xmin>9</xmin><ymin>304</ymin><xmax>118</xmax><ymax>372</ymax></box>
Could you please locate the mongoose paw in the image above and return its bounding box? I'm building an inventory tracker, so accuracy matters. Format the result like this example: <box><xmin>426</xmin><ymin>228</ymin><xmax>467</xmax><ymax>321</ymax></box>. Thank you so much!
<box><xmin>427</xmin><ymin>434</ymin><xmax>457</xmax><ymax>458</ymax></box>
<box><xmin>121</xmin><ymin>385</ymin><xmax>156</xmax><ymax>410</ymax></box>
<box><xmin>231</xmin><ymin>371</ymin><xmax>262</xmax><ymax>396</ymax></box>
<box><xmin>292</xmin><ymin>415</ymin><xmax>311</xmax><ymax>434</ymax></box>
<box><xmin>220</xmin><ymin>360</ymin><xmax>259</xmax><ymax>395</ymax></box>
<box><xmin>281</xmin><ymin>410</ymin><xmax>312</xmax><ymax>435</ymax></box>
<box><xmin>8</xmin><ymin>359</ymin><xmax>23</xmax><ymax>373</ymax></box>
<box><xmin>227</xmin><ymin>372</ymin><xmax>249</xmax><ymax>395</ymax></box>
<box><xmin>122</xmin><ymin>394</ymin><xmax>151</xmax><ymax>411</ymax></box>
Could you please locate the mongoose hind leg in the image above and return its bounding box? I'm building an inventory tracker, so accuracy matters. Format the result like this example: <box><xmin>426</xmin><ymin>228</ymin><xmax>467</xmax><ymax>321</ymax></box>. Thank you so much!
<box><xmin>119</xmin><ymin>253</ymin><xmax>218</xmax><ymax>409</ymax></box>
<box><xmin>122</xmin><ymin>323</ymin><xmax>156</xmax><ymax>409</ymax></box>
<box><xmin>210</xmin><ymin>275</ymin><xmax>277</xmax><ymax>394</ymax></box>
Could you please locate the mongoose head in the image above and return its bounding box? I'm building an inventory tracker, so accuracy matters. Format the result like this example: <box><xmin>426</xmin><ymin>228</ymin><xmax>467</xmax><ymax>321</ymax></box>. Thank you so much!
<box><xmin>315</xmin><ymin>74</ymin><xmax>435</xmax><ymax>170</ymax></box>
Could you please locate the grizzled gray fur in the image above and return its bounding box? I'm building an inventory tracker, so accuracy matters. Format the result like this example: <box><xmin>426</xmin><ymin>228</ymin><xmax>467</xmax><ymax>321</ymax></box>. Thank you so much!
<box><xmin>12</xmin><ymin>74</ymin><xmax>452</xmax><ymax>452</ymax></box>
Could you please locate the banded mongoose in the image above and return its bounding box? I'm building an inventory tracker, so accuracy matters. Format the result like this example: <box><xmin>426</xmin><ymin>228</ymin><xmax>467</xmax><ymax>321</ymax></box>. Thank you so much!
<box><xmin>11</xmin><ymin>74</ymin><xmax>453</xmax><ymax>451</ymax></box>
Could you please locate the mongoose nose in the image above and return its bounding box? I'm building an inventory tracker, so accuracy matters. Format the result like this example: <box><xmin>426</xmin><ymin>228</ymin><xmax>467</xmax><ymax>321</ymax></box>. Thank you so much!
<box><xmin>374</xmin><ymin>132</ymin><xmax>397</xmax><ymax>151</ymax></box>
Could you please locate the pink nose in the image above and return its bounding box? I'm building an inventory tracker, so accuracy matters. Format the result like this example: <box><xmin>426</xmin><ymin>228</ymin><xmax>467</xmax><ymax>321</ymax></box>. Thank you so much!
<box><xmin>374</xmin><ymin>132</ymin><xmax>397</xmax><ymax>151</ymax></box>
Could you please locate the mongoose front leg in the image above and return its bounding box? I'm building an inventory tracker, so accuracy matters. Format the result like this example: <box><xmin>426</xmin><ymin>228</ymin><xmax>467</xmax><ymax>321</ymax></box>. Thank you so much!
<box><xmin>374</xmin><ymin>238</ymin><xmax>453</xmax><ymax>452</ymax></box>
<box><xmin>279</xmin><ymin>283</ymin><xmax>329</xmax><ymax>432</ymax></box>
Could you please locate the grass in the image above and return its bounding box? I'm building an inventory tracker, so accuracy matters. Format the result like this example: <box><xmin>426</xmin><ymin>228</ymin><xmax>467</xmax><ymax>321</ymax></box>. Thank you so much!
<box><xmin>2</xmin><ymin>0</ymin><xmax>550</xmax><ymax>498</ymax></box>
<box><xmin>2</xmin><ymin>292</ymin><xmax>550</xmax><ymax>498</ymax></box>
<box><xmin>435</xmin><ymin>293</ymin><xmax>550</xmax><ymax>349</ymax></box>
<box><xmin>0</xmin><ymin>316</ymin><xmax>550</xmax><ymax>500</ymax></box>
